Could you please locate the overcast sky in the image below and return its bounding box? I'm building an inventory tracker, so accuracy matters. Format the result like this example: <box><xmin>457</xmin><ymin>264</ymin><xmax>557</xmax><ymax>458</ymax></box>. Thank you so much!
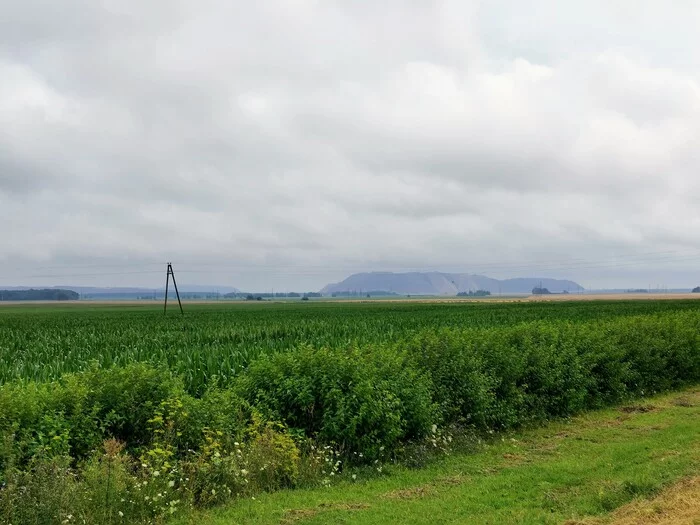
<box><xmin>2</xmin><ymin>1</ymin><xmax>700</xmax><ymax>291</ymax></box>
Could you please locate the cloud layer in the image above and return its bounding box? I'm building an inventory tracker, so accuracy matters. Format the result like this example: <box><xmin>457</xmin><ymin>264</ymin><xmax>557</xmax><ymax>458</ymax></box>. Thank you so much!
<box><xmin>2</xmin><ymin>1</ymin><xmax>700</xmax><ymax>290</ymax></box>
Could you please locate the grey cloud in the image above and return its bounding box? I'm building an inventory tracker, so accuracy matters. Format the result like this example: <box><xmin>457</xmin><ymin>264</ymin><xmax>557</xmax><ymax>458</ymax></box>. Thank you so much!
<box><xmin>1</xmin><ymin>1</ymin><xmax>699</xmax><ymax>291</ymax></box>
<box><xmin>0</xmin><ymin>147</ymin><xmax>43</xmax><ymax>194</ymax></box>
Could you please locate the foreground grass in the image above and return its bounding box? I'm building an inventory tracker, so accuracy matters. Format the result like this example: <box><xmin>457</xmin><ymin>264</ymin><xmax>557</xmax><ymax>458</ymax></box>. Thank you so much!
<box><xmin>177</xmin><ymin>388</ymin><xmax>699</xmax><ymax>525</ymax></box>
<box><xmin>577</xmin><ymin>476</ymin><xmax>699</xmax><ymax>524</ymax></box>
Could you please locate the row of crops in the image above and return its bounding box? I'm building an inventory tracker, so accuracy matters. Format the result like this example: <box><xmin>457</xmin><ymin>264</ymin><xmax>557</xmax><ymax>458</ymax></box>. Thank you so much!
<box><xmin>0</xmin><ymin>300</ymin><xmax>699</xmax><ymax>523</ymax></box>
<box><xmin>1</xmin><ymin>299</ymin><xmax>699</xmax><ymax>393</ymax></box>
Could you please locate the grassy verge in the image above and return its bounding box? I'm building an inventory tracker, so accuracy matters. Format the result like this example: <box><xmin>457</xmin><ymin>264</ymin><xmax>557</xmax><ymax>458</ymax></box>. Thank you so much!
<box><xmin>176</xmin><ymin>388</ymin><xmax>699</xmax><ymax>525</ymax></box>
<box><xmin>575</xmin><ymin>476</ymin><xmax>699</xmax><ymax>524</ymax></box>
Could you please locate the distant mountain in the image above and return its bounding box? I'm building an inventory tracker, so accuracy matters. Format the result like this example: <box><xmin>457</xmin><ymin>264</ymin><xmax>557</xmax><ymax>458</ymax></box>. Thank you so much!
<box><xmin>320</xmin><ymin>272</ymin><xmax>583</xmax><ymax>296</ymax></box>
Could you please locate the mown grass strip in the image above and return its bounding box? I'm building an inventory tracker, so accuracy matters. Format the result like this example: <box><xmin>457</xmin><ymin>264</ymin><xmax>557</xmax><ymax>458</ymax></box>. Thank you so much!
<box><xmin>571</xmin><ymin>476</ymin><xmax>699</xmax><ymax>524</ymax></box>
<box><xmin>177</xmin><ymin>388</ymin><xmax>699</xmax><ymax>525</ymax></box>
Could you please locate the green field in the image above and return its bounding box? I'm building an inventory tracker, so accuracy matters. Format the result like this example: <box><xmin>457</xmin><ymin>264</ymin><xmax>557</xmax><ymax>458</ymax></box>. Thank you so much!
<box><xmin>0</xmin><ymin>300</ymin><xmax>698</xmax><ymax>524</ymax></box>
<box><xmin>2</xmin><ymin>300</ymin><xmax>699</xmax><ymax>392</ymax></box>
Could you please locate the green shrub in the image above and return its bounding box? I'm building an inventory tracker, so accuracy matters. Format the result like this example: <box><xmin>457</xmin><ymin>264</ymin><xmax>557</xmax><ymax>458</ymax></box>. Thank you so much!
<box><xmin>0</xmin><ymin>455</ymin><xmax>79</xmax><ymax>525</ymax></box>
<box><xmin>245</xmin><ymin>415</ymin><xmax>300</xmax><ymax>491</ymax></box>
<box><xmin>574</xmin><ymin>325</ymin><xmax>630</xmax><ymax>407</ymax></box>
<box><xmin>182</xmin><ymin>444</ymin><xmax>246</xmax><ymax>507</ymax></box>
<box><xmin>406</xmin><ymin>329</ymin><xmax>500</xmax><ymax>428</ymax></box>
<box><xmin>172</xmin><ymin>388</ymin><xmax>249</xmax><ymax>453</ymax></box>
<box><xmin>408</xmin><ymin>313</ymin><xmax>700</xmax><ymax>431</ymax></box>
<box><xmin>0</xmin><ymin>440</ymin><xmax>186</xmax><ymax>524</ymax></box>
<box><xmin>79</xmin><ymin>439</ymin><xmax>160</xmax><ymax>524</ymax></box>
<box><xmin>180</xmin><ymin>417</ymin><xmax>300</xmax><ymax>507</ymax></box>
<box><xmin>78</xmin><ymin>363</ymin><xmax>184</xmax><ymax>448</ymax></box>
<box><xmin>0</xmin><ymin>382</ymin><xmax>87</xmax><ymax>472</ymax></box>
<box><xmin>615</xmin><ymin>313</ymin><xmax>700</xmax><ymax>394</ymax></box>
<box><xmin>510</xmin><ymin>323</ymin><xmax>588</xmax><ymax>420</ymax></box>
<box><xmin>0</xmin><ymin>364</ymin><xmax>186</xmax><ymax>471</ymax></box>
<box><xmin>234</xmin><ymin>344</ymin><xmax>436</xmax><ymax>461</ymax></box>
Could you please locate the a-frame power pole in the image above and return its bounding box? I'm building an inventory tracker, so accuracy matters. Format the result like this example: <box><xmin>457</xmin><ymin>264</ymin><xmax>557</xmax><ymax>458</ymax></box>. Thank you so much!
<box><xmin>164</xmin><ymin>262</ymin><xmax>184</xmax><ymax>315</ymax></box>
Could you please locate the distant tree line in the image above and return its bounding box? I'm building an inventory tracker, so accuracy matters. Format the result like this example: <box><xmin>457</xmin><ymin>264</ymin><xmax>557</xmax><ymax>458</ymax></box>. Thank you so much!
<box><xmin>457</xmin><ymin>290</ymin><xmax>491</xmax><ymax>297</ymax></box>
<box><xmin>693</xmin><ymin>286</ymin><xmax>700</xmax><ymax>293</ymax></box>
<box><xmin>0</xmin><ymin>289</ymin><xmax>79</xmax><ymax>301</ymax></box>
<box><xmin>532</xmin><ymin>287</ymin><xmax>551</xmax><ymax>295</ymax></box>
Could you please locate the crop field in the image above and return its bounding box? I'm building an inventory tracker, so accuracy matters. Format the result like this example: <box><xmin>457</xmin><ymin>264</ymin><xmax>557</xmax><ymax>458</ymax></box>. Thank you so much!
<box><xmin>0</xmin><ymin>299</ymin><xmax>698</xmax><ymax>524</ymax></box>
<box><xmin>1</xmin><ymin>299</ymin><xmax>699</xmax><ymax>393</ymax></box>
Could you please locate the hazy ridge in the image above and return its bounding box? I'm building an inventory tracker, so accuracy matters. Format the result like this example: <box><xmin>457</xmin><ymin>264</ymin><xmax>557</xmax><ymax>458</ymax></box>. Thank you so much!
<box><xmin>321</xmin><ymin>272</ymin><xmax>583</xmax><ymax>295</ymax></box>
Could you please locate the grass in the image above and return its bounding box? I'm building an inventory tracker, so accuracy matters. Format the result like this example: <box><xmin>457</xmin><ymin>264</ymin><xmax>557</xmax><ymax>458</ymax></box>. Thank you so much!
<box><xmin>175</xmin><ymin>388</ymin><xmax>700</xmax><ymax>525</ymax></box>
<box><xmin>575</xmin><ymin>476</ymin><xmax>700</xmax><ymax>524</ymax></box>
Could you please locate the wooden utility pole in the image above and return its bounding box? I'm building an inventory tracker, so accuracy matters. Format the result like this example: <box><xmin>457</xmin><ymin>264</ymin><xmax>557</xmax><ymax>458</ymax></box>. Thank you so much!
<box><xmin>164</xmin><ymin>262</ymin><xmax>183</xmax><ymax>315</ymax></box>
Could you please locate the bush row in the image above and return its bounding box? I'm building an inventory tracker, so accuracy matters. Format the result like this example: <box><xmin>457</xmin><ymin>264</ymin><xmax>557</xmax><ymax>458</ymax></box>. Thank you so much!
<box><xmin>408</xmin><ymin>312</ymin><xmax>699</xmax><ymax>428</ymax></box>
<box><xmin>2</xmin><ymin>312</ymin><xmax>698</xmax><ymax>468</ymax></box>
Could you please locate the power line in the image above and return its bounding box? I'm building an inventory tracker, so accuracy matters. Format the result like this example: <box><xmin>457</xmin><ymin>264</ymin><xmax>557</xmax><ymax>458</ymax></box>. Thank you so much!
<box><xmin>13</xmin><ymin>270</ymin><xmax>164</xmax><ymax>279</ymax></box>
<box><xmin>173</xmin><ymin>255</ymin><xmax>700</xmax><ymax>276</ymax></box>
<box><xmin>170</xmin><ymin>248</ymin><xmax>700</xmax><ymax>273</ymax></box>
<box><xmin>4</xmin><ymin>248</ymin><xmax>700</xmax><ymax>282</ymax></box>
